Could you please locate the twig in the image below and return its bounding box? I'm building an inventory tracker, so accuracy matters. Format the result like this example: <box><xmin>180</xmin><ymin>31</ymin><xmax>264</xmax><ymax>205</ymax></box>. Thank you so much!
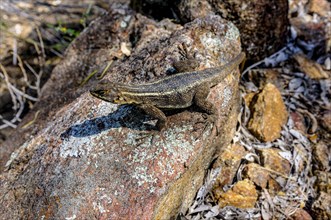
<box><xmin>22</xmin><ymin>110</ymin><xmax>40</xmax><ymax>129</ymax></box>
<box><xmin>0</xmin><ymin>115</ymin><xmax>17</xmax><ymax>129</ymax></box>
<box><xmin>0</xmin><ymin>63</ymin><xmax>19</xmax><ymax>109</ymax></box>
<box><xmin>16</xmin><ymin>54</ymin><xmax>37</xmax><ymax>90</ymax></box>
<box><xmin>80</xmin><ymin>69</ymin><xmax>98</xmax><ymax>86</ymax></box>
<box><xmin>97</xmin><ymin>61</ymin><xmax>113</xmax><ymax>79</ymax></box>
<box><xmin>35</xmin><ymin>26</ymin><xmax>45</xmax><ymax>97</ymax></box>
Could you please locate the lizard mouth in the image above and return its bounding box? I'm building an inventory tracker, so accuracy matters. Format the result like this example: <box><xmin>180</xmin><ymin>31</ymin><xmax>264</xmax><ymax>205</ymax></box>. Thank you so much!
<box><xmin>90</xmin><ymin>89</ymin><xmax>123</xmax><ymax>103</ymax></box>
<box><xmin>90</xmin><ymin>90</ymin><xmax>102</xmax><ymax>97</ymax></box>
<box><xmin>90</xmin><ymin>90</ymin><xmax>109</xmax><ymax>101</ymax></box>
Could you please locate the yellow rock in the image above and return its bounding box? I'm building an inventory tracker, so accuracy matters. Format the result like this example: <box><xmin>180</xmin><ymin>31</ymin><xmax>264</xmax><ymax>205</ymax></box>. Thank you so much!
<box><xmin>248</xmin><ymin>83</ymin><xmax>288</xmax><ymax>142</ymax></box>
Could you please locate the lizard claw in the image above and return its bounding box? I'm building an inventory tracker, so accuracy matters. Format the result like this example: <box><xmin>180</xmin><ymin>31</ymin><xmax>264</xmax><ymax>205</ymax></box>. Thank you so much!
<box><xmin>134</xmin><ymin>131</ymin><xmax>157</xmax><ymax>146</ymax></box>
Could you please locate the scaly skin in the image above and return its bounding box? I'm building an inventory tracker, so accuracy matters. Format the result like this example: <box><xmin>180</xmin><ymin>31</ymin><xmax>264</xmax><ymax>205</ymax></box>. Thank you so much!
<box><xmin>90</xmin><ymin>52</ymin><xmax>245</xmax><ymax>130</ymax></box>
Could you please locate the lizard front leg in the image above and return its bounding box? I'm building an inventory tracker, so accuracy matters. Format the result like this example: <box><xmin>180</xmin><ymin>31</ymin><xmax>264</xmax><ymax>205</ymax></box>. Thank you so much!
<box><xmin>137</xmin><ymin>104</ymin><xmax>167</xmax><ymax>131</ymax></box>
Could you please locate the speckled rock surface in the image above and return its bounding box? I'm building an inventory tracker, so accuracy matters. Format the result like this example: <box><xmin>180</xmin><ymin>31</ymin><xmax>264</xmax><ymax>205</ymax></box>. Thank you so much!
<box><xmin>0</xmin><ymin>5</ymin><xmax>243</xmax><ymax>220</ymax></box>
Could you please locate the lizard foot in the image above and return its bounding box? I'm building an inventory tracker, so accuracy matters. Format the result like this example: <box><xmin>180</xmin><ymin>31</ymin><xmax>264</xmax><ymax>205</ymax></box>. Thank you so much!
<box><xmin>194</xmin><ymin>114</ymin><xmax>218</xmax><ymax>140</ymax></box>
<box><xmin>203</xmin><ymin>113</ymin><xmax>219</xmax><ymax>136</ymax></box>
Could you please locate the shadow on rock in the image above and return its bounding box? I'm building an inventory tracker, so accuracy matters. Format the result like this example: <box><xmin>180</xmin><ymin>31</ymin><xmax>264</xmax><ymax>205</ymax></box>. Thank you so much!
<box><xmin>60</xmin><ymin>105</ymin><xmax>155</xmax><ymax>140</ymax></box>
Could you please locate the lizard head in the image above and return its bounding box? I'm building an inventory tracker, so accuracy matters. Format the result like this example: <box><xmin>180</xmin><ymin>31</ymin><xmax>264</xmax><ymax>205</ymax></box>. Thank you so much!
<box><xmin>90</xmin><ymin>80</ymin><xmax>127</xmax><ymax>104</ymax></box>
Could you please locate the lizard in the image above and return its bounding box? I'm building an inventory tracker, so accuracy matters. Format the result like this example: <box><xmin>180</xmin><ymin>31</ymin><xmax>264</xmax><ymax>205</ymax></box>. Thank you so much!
<box><xmin>90</xmin><ymin>52</ymin><xmax>246</xmax><ymax>131</ymax></box>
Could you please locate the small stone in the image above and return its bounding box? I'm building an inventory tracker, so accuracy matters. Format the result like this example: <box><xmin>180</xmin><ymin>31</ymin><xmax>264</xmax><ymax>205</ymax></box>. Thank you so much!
<box><xmin>248</xmin><ymin>83</ymin><xmax>288</xmax><ymax>142</ymax></box>
<box><xmin>320</xmin><ymin>110</ymin><xmax>331</xmax><ymax>132</ymax></box>
<box><xmin>314</xmin><ymin>170</ymin><xmax>331</xmax><ymax>194</ymax></box>
<box><xmin>260</xmin><ymin>148</ymin><xmax>291</xmax><ymax>176</ymax></box>
<box><xmin>311</xmin><ymin>192</ymin><xmax>331</xmax><ymax>219</ymax></box>
<box><xmin>312</xmin><ymin>141</ymin><xmax>330</xmax><ymax>171</ymax></box>
<box><xmin>290</xmin><ymin>112</ymin><xmax>307</xmax><ymax>134</ymax></box>
<box><xmin>308</xmin><ymin>0</ymin><xmax>331</xmax><ymax>18</ymax></box>
<box><xmin>212</xmin><ymin>144</ymin><xmax>247</xmax><ymax>198</ymax></box>
<box><xmin>120</xmin><ymin>42</ymin><xmax>131</xmax><ymax>56</ymax></box>
<box><xmin>218</xmin><ymin>179</ymin><xmax>258</xmax><ymax>209</ymax></box>
<box><xmin>243</xmin><ymin>163</ymin><xmax>270</xmax><ymax>189</ymax></box>
<box><xmin>267</xmin><ymin>178</ymin><xmax>282</xmax><ymax>194</ymax></box>
<box><xmin>294</xmin><ymin>54</ymin><xmax>329</xmax><ymax>79</ymax></box>
<box><xmin>291</xmin><ymin>208</ymin><xmax>313</xmax><ymax>220</ymax></box>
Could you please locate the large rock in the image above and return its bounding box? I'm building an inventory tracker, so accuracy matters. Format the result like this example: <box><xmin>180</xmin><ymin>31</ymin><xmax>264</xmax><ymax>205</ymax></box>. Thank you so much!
<box><xmin>0</xmin><ymin>5</ymin><xmax>243</xmax><ymax>220</ymax></box>
<box><xmin>177</xmin><ymin>0</ymin><xmax>288</xmax><ymax>62</ymax></box>
<box><xmin>132</xmin><ymin>0</ymin><xmax>288</xmax><ymax>61</ymax></box>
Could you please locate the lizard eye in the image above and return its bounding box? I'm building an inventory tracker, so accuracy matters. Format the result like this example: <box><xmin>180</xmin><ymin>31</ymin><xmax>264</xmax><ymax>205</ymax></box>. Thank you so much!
<box><xmin>98</xmin><ymin>90</ymin><xmax>108</xmax><ymax>96</ymax></box>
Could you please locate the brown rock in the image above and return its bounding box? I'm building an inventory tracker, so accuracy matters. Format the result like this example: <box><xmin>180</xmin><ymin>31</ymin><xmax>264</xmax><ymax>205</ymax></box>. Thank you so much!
<box><xmin>248</xmin><ymin>83</ymin><xmax>288</xmax><ymax>142</ymax></box>
<box><xmin>133</xmin><ymin>0</ymin><xmax>290</xmax><ymax>62</ymax></box>
<box><xmin>290</xmin><ymin>111</ymin><xmax>308</xmax><ymax>134</ymax></box>
<box><xmin>311</xmin><ymin>192</ymin><xmax>331</xmax><ymax>220</ymax></box>
<box><xmin>0</xmin><ymin>11</ymin><xmax>243</xmax><ymax>220</ymax></box>
<box><xmin>212</xmin><ymin>144</ymin><xmax>247</xmax><ymax>199</ymax></box>
<box><xmin>218</xmin><ymin>179</ymin><xmax>258</xmax><ymax>208</ymax></box>
<box><xmin>260</xmin><ymin>148</ymin><xmax>291</xmax><ymax>177</ymax></box>
<box><xmin>314</xmin><ymin>170</ymin><xmax>331</xmax><ymax>194</ymax></box>
<box><xmin>320</xmin><ymin>110</ymin><xmax>331</xmax><ymax>132</ymax></box>
<box><xmin>290</xmin><ymin>208</ymin><xmax>313</xmax><ymax>220</ymax></box>
<box><xmin>243</xmin><ymin>163</ymin><xmax>270</xmax><ymax>189</ymax></box>
<box><xmin>242</xmin><ymin>152</ymin><xmax>289</xmax><ymax>194</ymax></box>
<box><xmin>312</xmin><ymin>141</ymin><xmax>330</xmax><ymax>171</ymax></box>
<box><xmin>294</xmin><ymin>54</ymin><xmax>329</xmax><ymax>79</ymax></box>
<box><xmin>267</xmin><ymin>178</ymin><xmax>282</xmax><ymax>193</ymax></box>
<box><xmin>308</xmin><ymin>0</ymin><xmax>331</xmax><ymax>18</ymax></box>
<box><xmin>177</xmin><ymin>0</ymin><xmax>213</xmax><ymax>22</ymax></box>
<box><xmin>244</xmin><ymin>92</ymin><xmax>256</xmax><ymax>108</ymax></box>
<box><xmin>177</xmin><ymin>0</ymin><xmax>289</xmax><ymax>62</ymax></box>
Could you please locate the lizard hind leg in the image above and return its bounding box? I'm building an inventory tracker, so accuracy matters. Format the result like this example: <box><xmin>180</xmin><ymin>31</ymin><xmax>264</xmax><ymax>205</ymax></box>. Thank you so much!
<box><xmin>194</xmin><ymin>84</ymin><xmax>217</xmax><ymax>115</ymax></box>
<box><xmin>193</xmin><ymin>84</ymin><xmax>219</xmax><ymax>135</ymax></box>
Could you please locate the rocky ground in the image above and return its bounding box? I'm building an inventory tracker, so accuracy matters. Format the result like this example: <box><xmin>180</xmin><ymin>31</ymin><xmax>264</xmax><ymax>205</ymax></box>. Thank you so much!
<box><xmin>0</xmin><ymin>0</ymin><xmax>330</xmax><ymax>219</ymax></box>
<box><xmin>185</xmin><ymin>0</ymin><xmax>331</xmax><ymax>219</ymax></box>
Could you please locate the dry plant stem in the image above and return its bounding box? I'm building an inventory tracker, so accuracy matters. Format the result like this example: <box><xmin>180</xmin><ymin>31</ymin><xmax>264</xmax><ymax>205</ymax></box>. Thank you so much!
<box><xmin>16</xmin><ymin>54</ymin><xmax>37</xmax><ymax>90</ymax></box>
<box><xmin>0</xmin><ymin>64</ymin><xmax>18</xmax><ymax>109</ymax></box>
<box><xmin>0</xmin><ymin>115</ymin><xmax>17</xmax><ymax>128</ymax></box>
<box><xmin>13</xmin><ymin>38</ymin><xmax>17</xmax><ymax>65</ymax></box>
<box><xmin>35</xmin><ymin>27</ymin><xmax>45</xmax><ymax>97</ymax></box>
<box><xmin>8</xmin><ymin>83</ymin><xmax>38</xmax><ymax>102</ymax></box>
<box><xmin>21</xmin><ymin>110</ymin><xmax>40</xmax><ymax>128</ymax></box>
<box><xmin>0</xmin><ymin>26</ymin><xmax>45</xmax><ymax>130</ymax></box>
<box><xmin>97</xmin><ymin>61</ymin><xmax>113</xmax><ymax>79</ymax></box>
<box><xmin>0</xmin><ymin>65</ymin><xmax>25</xmax><ymax>129</ymax></box>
